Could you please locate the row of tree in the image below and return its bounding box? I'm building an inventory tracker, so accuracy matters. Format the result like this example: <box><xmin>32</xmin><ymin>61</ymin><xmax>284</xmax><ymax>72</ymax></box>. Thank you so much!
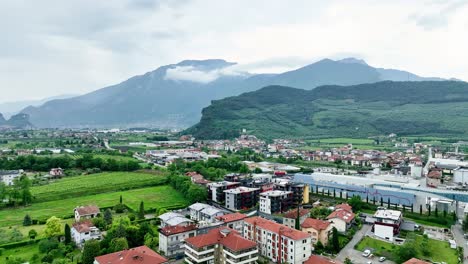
<box><xmin>167</xmin><ymin>173</ymin><xmax>208</xmax><ymax>203</ymax></box>
<box><xmin>0</xmin><ymin>154</ymin><xmax>140</xmax><ymax>172</ymax></box>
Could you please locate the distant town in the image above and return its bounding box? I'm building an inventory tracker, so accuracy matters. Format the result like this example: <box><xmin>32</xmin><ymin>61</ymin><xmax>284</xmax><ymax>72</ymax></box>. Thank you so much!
<box><xmin>0</xmin><ymin>128</ymin><xmax>467</xmax><ymax>264</ymax></box>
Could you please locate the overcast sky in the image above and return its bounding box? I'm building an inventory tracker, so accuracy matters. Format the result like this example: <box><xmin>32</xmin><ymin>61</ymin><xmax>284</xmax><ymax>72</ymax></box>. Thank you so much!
<box><xmin>0</xmin><ymin>0</ymin><xmax>467</xmax><ymax>103</ymax></box>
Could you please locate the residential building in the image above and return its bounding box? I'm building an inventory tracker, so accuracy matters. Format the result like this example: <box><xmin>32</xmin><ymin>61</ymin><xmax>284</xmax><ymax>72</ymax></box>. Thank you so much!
<box><xmin>49</xmin><ymin>168</ymin><xmax>64</xmax><ymax>178</ymax></box>
<box><xmin>0</xmin><ymin>170</ymin><xmax>23</xmax><ymax>186</ymax></box>
<box><xmin>372</xmin><ymin>209</ymin><xmax>403</xmax><ymax>241</ymax></box>
<box><xmin>159</xmin><ymin>212</ymin><xmax>194</xmax><ymax>227</ymax></box>
<box><xmin>159</xmin><ymin>224</ymin><xmax>197</xmax><ymax>258</ymax></box>
<box><xmin>326</xmin><ymin>204</ymin><xmax>355</xmax><ymax>233</ymax></box>
<box><xmin>216</xmin><ymin>213</ymin><xmax>247</xmax><ymax>232</ymax></box>
<box><xmin>208</xmin><ymin>181</ymin><xmax>240</xmax><ymax>203</ymax></box>
<box><xmin>184</xmin><ymin>227</ymin><xmax>258</xmax><ymax>264</ymax></box>
<box><xmin>224</xmin><ymin>187</ymin><xmax>260</xmax><ymax>211</ymax></box>
<box><xmin>259</xmin><ymin>190</ymin><xmax>293</xmax><ymax>215</ymax></box>
<box><xmin>301</xmin><ymin>218</ymin><xmax>332</xmax><ymax>246</ymax></box>
<box><xmin>243</xmin><ymin>216</ymin><xmax>312</xmax><ymax>263</ymax></box>
<box><xmin>94</xmin><ymin>245</ymin><xmax>168</xmax><ymax>264</ymax></box>
<box><xmin>74</xmin><ymin>205</ymin><xmax>100</xmax><ymax>222</ymax></box>
<box><xmin>71</xmin><ymin>220</ymin><xmax>101</xmax><ymax>247</ymax></box>
<box><xmin>282</xmin><ymin>208</ymin><xmax>310</xmax><ymax>229</ymax></box>
<box><xmin>274</xmin><ymin>181</ymin><xmax>309</xmax><ymax>205</ymax></box>
<box><xmin>188</xmin><ymin>203</ymin><xmax>225</xmax><ymax>223</ymax></box>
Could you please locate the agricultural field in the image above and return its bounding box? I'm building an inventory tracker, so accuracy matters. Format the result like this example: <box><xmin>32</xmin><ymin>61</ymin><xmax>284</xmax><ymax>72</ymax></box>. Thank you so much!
<box><xmin>0</xmin><ymin>185</ymin><xmax>189</xmax><ymax>227</ymax></box>
<box><xmin>31</xmin><ymin>171</ymin><xmax>167</xmax><ymax>202</ymax></box>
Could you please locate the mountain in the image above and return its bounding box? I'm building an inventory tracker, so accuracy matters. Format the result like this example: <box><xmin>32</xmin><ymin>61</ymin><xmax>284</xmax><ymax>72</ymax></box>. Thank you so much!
<box><xmin>185</xmin><ymin>81</ymin><xmax>468</xmax><ymax>139</ymax></box>
<box><xmin>22</xmin><ymin>58</ymin><xmax>455</xmax><ymax>128</ymax></box>
<box><xmin>0</xmin><ymin>113</ymin><xmax>32</xmax><ymax>130</ymax></box>
<box><xmin>0</xmin><ymin>94</ymin><xmax>78</xmax><ymax>119</ymax></box>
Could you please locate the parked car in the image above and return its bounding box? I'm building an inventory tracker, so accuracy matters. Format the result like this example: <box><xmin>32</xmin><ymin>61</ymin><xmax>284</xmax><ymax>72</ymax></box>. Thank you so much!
<box><xmin>379</xmin><ymin>257</ymin><xmax>386</xmax><ymax>262</ymax></box>
<box><xmin>362</xmin><ymin>249</ymin><xmax>371</xmax><ymax>257</ymax></box>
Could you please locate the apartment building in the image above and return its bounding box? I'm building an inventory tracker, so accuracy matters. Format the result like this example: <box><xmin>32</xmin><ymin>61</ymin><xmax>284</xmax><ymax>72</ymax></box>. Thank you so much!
<box><xmin>243</xmin><ymin>216</ymin><xmax>312</xmax><ymax>263</ymax></box>
<box><xmin>224</xmin><ymin>187</ymin><xmax>260</xmax><ymax>211</ymax></box>
<box><xmin>208</xmin><ymin>181</ymin><xmax>241</xmax><ymax>203</ymax></box>
<box><xmin>159</xmin><ymin>224</ymin><xmax>197</xmax><ymax>258</ymax></box>
<box><xmin>259</xmin><ymin>190</ymin><xmax>293</xmax><ymax>215</ymax></box>
<box><xmin>184</xmin><ymin>227</ymin><xmax>258</xmax><ymax>264</ymax></box>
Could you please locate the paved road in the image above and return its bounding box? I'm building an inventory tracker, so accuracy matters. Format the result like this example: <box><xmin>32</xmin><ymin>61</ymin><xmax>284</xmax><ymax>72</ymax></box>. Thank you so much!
<box><xmin>337</xmin><ymin>224</ymin><xmax>395</xmax><ymax>264</ymax></box>
<box><xmin>452</xmin><ymin>223</ymin><xmax>468</xmax><ymax>263</ymax></box>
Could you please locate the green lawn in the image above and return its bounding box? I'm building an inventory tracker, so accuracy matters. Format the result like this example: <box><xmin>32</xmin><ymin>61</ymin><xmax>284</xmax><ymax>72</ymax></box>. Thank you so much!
<box><xmin>31</xmin><ymin>172</ymin><xmax>167</xmax><ymax>202</ymax></box>
<box><xmin>356</xmin><ymin>236</ymin><xmax>458</xmax><ymax>264</ymax></box>
<box><xmin>1</xmin><ymin>243</ymin><xmax>42</xmax><ymax>260</ymax></box>
<box><xmin>0</xmin><ymin>185</ymin><xmax>189</xmax><ymax>227</ymax></box>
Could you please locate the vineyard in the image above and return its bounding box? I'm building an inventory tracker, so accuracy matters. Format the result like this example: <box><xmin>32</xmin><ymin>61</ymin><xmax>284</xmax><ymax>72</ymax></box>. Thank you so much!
<box><xmin>0</xmin><ymin>185</ymin><xmax>188</xmax><ymax>227</ymax></box>
<box><xmin>31</xmin><ymin>172</ymin><xmax>168</xmax><ymax>202</ymax></box>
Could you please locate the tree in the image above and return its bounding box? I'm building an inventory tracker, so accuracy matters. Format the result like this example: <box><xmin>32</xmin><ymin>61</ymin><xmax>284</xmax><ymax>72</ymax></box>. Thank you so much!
<box><xmin>420</xmin><ymin>204</ymin><xmax>423</xmax><ymax>215</ymax></box>
<box><xmin>110</xmin><ymin>237</ymin><xmax>129</xmax><ymax>252</ymax></box>
<box><xmin>138</xmin><ymin>201</ymin><xmax>145</xmax><ymax>220</ymax></box>
<box><xmin>395</xmin><ymin>241</ymin><xmax>417</xmax><ymax>263</ymax></box>
<box><xmin>104</xmin><ymin>208</ymin><xmax>113</xmax><ymax>225</ymax></box>
<box><xmin>295</xmin><ymin>207</ymin><xmax>301</xmax><ymax>230</ymax></box>
<box><xmin>344</xmin><ymin>258</ymin><xmax>353</xmax><ymax>264</ymax></box>
<box><xmin>331</xmin><ymin>227</ymin><xmax>340</xmax><ymax>253</ymax></box>
<box><xmin>64</xmin><ymin>224</ymin><xmax>71</xmax><ymax>244</ymax></box>
<box><xmin>119</xmin><ymin>195</ymin><xmax>123</xmax><ymax>204</ymax></box>
<box><xmin>28</xmin><ymin>229</ymin><xmax>38</xmax><ymax>239</ymax></box>
<box><xmin>463</xmin><ymin>214</ymin><xmax>468</xmax><ymax>232</ymax></box>
<box><xmin>23</xmin><ymin>214</ymin><xmax>32</xmax><ymax>226</ymax></box>
<box><xmin>44</xmin><ymin>216</ymin><xmax>62</xmax><ymax>237</ymax></box>
<box><xmin>348</xmin><ymin>196</ymin><xmax>364</xmax><ymax>211</ymax></box>
<box><xmin>82</xmin><ymin>240</ymin><xmax>101</xmax><ymax>264</ymax></box>
<box><xmin>187</xmin><ymin>185</ymin><xmax>208</xmax><ymax>203</ymax></box>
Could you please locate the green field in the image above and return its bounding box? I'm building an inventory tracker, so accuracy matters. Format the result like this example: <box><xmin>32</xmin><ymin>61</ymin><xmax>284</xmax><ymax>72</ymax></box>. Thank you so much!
<box><xmin>307</xmin><ymin>138</ymin><xmax>375</xmax><ymax>144</ymax></box>
<box><xmin>356</xmin><ymin>236</ymin><xmax>458</xmax><ymax>264</ymax></box>
<box><xmin>31</xmin><ymin>172</ymin><xmax>167</xmax><ymax>202</ymax></box>
<box><xmin>0</xmin><ymin>185</ymin><xmax>189</xmax><ymax>227</ymax></box>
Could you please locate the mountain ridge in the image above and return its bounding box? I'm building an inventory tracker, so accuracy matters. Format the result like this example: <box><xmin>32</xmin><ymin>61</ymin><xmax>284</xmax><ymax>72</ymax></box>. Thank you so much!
<box><xmin>20</xmin><ymin>58</ymin><xmax>458</xmax><ymax>128</ymax></box>
<box><xmin>185</xmin><ymin>81</ymin><xmax>468</xmax><ymax>139</ymax></box>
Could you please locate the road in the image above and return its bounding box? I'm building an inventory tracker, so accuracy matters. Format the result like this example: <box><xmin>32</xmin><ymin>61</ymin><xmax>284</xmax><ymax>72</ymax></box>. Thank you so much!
<box><xmin>452</xmin><ymin>223</ymin><xmax>468</xmax><ymax>263</ymax></box>
<box><xmin>336</xmin><ymin>224</ymin><xmax>395</xmax><ymax>264</ymax></box>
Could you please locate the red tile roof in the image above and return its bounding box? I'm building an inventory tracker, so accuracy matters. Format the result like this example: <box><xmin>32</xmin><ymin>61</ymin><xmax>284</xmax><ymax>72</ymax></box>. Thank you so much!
<box><xmin>72</xmin><ymin>220</ymin><xmax>95</xmax><ymax>233</ymax></box>
<box><xmin>75</xmin><ymin>205</ymin><xmax>100</xmax><ymax>216</ymax></box>
<box><xmin>427</xmin><ymin>170</ymin><xmax>442</xmax><ymax>179</ymax></box>
<box><xmin>159</xmin><ymin>224</ymin><xmax>197</xmax><ymax>236</ymax></box>
<box><xmin>335</xmin><ymin>203</ymin><xmax>352</xmax><ymax>212</ymax></box>
<box><xmin>402</xmin><ymin>258</ymin><xmax>431</xmax><ymax>264</ymax></box>
<box><xmin>301</xmin><ymin>218</ymin><xmax>330</xmax><ymax>231</ymax></box>
<box><xmin>327</xmin><ymin>210</ymin><xmax>355</xmax><ymax>223</ymax></box>
<box><xmin>185</xmin><ymin>228</ymin><xmax>257</xmax><ymax>252</ymax></box>
<box><xmin>305</xmin><ymin>255</ymin><xmax>342</xmax><ymax>264</ymax></box>
<box><xmin>216</xmin><ymin>212</ymin><xmax>247</xmax><ymax>223</ymax></box>
<box><xmin>283</xmin><ymin>208</ymin><xmax>310</xmax><ymax>219</ymax></box>
<box><xmin>95</xmin><ymin>246</ymin><xmax>167</xmax><ymax>264</ymax></box>
<box><xmin>244</xmin><ymin>216</ymin><xmax>310</xmax><ymax>240</ymax></box>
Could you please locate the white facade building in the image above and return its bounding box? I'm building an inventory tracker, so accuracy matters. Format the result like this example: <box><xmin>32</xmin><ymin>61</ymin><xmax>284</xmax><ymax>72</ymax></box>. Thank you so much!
<box><xmin>0</xmin><ymin>170</ymin><xmax>23</xmax><ymax>186</ymax></box>
<box><xmin>71</xmin><ymin>221</ymin><xmax>101</xmax><ymax>247</ymax></box>
<box><xmin>243</xmin><ymin>216</ymin><xmax>312</xmax><ymax>263</ymax></box>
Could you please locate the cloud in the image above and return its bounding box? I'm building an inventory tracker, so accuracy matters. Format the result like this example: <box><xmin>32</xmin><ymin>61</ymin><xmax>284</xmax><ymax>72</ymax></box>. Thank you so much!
<box><xmin>164</xmin><ymin>65</ymin><xmax>246</xmax><ymax>83</ymax></box>
<box><xmin>410</xmin><ymin>0</ymin><xmax>468</xmax><ymax>30</ymax></box>
<box><xmin>0</xmin><ymin>0</ymin><xmax>467</xmax><ymax>103</ymax></box>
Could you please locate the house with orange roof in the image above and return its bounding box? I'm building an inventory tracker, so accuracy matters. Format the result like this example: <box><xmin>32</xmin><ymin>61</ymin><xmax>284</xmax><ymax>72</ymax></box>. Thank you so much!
<box><xmin>94</xmin><ymin>245</ymin><xmax>168</xmax><ymax>264</ymax></box>
<box><xmin>301</xmin><ymin>218</ymin><xmax>333</xmax><ymax>246</ymax></box>
<box><xmin>282</xmin><ymin>208</ymin><xmax>310</xmax><ymax>229</ymax></box>
<box><xmin>216</xmin><ymin>212</ymin><xmax>247</xmax><ymax>232</ymax></box>
<box><xmin>326</xmin><ymin>204</ymin><xmax>355</xmax><ymax>233</ymax></box>
<box><xmin>305</xmin><ymin>255</ymin><xmax>343</xmax><ymax>264</ymax></box>
<box><xmin>243</xmin><ymin>216</ymin><xmax>312</xmax><ymax>263</ymax></box>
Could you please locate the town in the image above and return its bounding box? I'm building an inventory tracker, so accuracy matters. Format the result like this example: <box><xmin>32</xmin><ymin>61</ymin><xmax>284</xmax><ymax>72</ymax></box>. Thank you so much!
<box><xmin>0</xmin><ymin>129</ymin><xmax>467</xmax><ymax>264</ymax></box>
